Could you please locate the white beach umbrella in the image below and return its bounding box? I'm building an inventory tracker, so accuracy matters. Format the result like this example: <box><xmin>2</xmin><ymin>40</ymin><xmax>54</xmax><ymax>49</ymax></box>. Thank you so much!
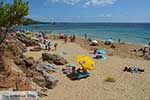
<box><xmin>92</xmin><ymin>40</ymin><xmax>98</xmax><ymax>44</ymax></box>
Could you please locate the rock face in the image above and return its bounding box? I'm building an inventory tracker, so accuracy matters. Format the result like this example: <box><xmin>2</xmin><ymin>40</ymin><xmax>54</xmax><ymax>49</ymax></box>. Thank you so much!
<box><xmin>0</xmin><ymin>56</ymin><xmax>5</xmax><ymax>72</ymax></box>
<box><xmin>33</xmin><ymin>76</ymin><xmax>47</xmax><ymax>88</ymax></box>
<box><xmin>0</xmin><ymin>72</ymin><xmax>17</xmax><ymax>88</ymax></box>
<box><xmin>16</xmin><ymin>79</ymin><xmax>33</xmax><ymax>91</ymax></box>
<box><xmin>23</xmin><ymin>57</ymin><xmax>35</xmax><ymax>68</ymax></box>
<box><xmin>43</xmin><ymin>72</ymin><xmax>59</xmax><ymax>89</ymax></box>
<box><xmin>34</xmin><ymin>63</ymin><xmax>59</xmax><ymax>89</ymax></box>
<box><xmin>30</xmin><ymin>46</ymin><xmax>42</xmax><ymax>52</ymax></box>
<box><xmin>42</xmin><ymin>53</ymin><xmax>68</xmax><ymax>65</ymax></box>
<box><xmin>16</xmin><ymin>33</ymin><xmax>39</xmax><ymax>46</ymax></box>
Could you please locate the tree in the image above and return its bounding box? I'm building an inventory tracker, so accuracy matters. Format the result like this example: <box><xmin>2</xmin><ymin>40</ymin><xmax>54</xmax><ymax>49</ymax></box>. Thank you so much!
<box><xmin>0</xmin><ymin>0</ymin><xmax>29</xmax><ymax>45</ymax></box>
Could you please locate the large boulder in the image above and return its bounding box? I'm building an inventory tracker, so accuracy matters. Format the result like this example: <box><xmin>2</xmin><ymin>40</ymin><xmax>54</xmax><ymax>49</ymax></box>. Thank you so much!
<box><xmin>23</xmin><ymin>57</ymin><xmax>35</xmax><ymax>68</ymax></box>
<box><xmin>30</xmin><ymin>46</ymin><xmax>42</xmax><ymax>52</ymax></box>
<box><xmin>35</xmin><ymin>63</ymin><xmax>59</xmax><ymax>73</ymax></box>
<box><xmin>33</xmin><ymin>76</ymin><xmax>47</xmax><ymax>88</ymax></box>
<box><xmin>16</xmin><ymin>33</ymin><xmax>39</xmax><ymax>46</ymax></box>
<box><xmin>42</xmin><ymin>53</ymin><xmax>68</xmax><ymax>65</ymax></box>
<box><xmin>43</xmin><ymin>72</ymin><xmax>59</xmax><ymax>89</ymax></box>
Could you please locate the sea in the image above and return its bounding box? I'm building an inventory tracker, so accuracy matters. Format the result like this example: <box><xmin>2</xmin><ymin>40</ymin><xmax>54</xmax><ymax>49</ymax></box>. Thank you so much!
<box><xmin>17</xmin><ymin>23</ymin><xmax>150</xmax><ymax>45</ymax></box>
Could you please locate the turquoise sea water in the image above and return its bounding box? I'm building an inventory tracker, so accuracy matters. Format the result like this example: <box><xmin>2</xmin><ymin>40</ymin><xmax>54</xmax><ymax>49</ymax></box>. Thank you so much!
<box><xmin>17</xmin><ymin>23</ymin><xmax>150</xmax><ymax>45</ymax></box>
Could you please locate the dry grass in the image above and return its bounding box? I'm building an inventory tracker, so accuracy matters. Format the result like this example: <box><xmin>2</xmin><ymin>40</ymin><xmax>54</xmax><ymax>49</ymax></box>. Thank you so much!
<box><xmin>105</xmin><ymin>76</ymin><xmax>116</xmax><ymax>83</ymax></box>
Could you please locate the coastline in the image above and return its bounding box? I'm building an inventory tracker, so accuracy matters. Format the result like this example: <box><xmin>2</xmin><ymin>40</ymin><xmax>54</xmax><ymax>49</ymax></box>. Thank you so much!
<box><xmin>17</xmin><ymin>22</ymin><xmax>150</xmax><ymax>45</ymax></box>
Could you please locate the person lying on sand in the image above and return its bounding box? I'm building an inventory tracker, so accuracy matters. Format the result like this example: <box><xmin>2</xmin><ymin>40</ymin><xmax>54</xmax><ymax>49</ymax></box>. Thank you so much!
<box><xmin>123</xmin><ymin>66</ymin><xmax>144</xmax><ymax>73</ymax></box>
<box><xmin>130</xmin><ymin>48</ymin><xmax>137</xmax><ymax>53</ymax></box>
<box><xmin>77</xmin><ymin>68</ymin><xmax>88</xmax><ymax>74</ymax></box>
<box><xmin>138</xmin><ymin>47</ymin><xmax>147</xmax><ymax>56</ymax></box>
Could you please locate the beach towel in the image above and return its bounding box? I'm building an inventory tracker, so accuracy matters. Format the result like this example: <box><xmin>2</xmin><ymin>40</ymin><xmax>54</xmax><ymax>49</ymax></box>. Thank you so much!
<box><xmin>97</xmin><ymin>49</ymin><xmax>107</xmax><ymax>54</ymax></box>
<box><xmin>78</xmin><ymin>72</ymin><xmax>90</xmax><ymax>79</ymax></box>
<box><xmin>94</xmin><ymin>54</ymin><xmax>107</xmax><ymax>61</ymax></box>
<box><xmin>67</xmin><ymin>71</ymin><xmax>90</xmax><ymax>80</ymax></box>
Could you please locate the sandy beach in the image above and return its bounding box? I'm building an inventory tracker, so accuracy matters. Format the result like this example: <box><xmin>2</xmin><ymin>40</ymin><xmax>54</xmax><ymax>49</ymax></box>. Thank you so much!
<box><xmin>24</xmin><ymin>39</ymin><xmax>150</xmax><ymax>100</ymax></box>
<box><xmin>1</xmin><ymin>1</ymin><xmax>150</xmax><ymax>100</ymax></box>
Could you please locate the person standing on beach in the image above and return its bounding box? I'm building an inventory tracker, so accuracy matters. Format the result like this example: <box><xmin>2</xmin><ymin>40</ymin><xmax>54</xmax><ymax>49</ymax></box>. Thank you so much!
<box><xmin>148</xmin><ymin>42</ymin><xmax>150</xmax><ymax>48</ymax></box>
<box><xmin>47</xmin><ymin>41</ymin><xmax>52</xmax><ymax>51</ymax></box>
<box><xmin>54</xmin><ymin>43</ymin><xmax>58</xmax><ymax>51</ymax></box>
<box><xmin>143</xmin><ymin>46</ymin><xmax>147</xmax><ymax>56</ymax></box>
<box><xmin>93</xmin><ymin>48</ymin><xmax>98</xmax><ymax>55</ymax></box>
<box><xmin>118</xmin><ymin>39</ymin><xmax>121</xmax><ymax>44</ymax></box>
<box><xmin>72</xmin><ymin>34</ymin><xmax>76</xmax><ymax>42</ymax></box>
<box><xmin>85</xmin><ymin>33</ymin><xmax>87</xmax><ymax>40</ymax></box>
<box><xmin>64</xmin><ymin>35</ymin><xmax>68</xmax><ymax>43</ymax></box>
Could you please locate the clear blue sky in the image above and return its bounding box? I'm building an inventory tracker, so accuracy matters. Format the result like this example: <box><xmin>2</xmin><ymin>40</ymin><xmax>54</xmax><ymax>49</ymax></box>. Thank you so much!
<box><xmin>7</xmin><ymin>0</ymin><xmax>150</xmax><ymax>22</ymax></box>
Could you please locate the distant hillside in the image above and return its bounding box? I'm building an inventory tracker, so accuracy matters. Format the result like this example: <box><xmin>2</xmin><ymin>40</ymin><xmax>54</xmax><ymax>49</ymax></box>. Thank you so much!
<box><xmin>23</xmin><ymin>18</ymin><xmax>49</xmax><ymax>25</ymax></box>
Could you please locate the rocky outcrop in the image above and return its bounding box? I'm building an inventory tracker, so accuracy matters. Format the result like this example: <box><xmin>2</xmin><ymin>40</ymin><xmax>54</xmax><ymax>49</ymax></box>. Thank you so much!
<box><xmin>0</xmin><ymin>72</ymin><xmax>17</xmax><ymax>88</ymax></box>
<box><xmin>30</xmin><ymin>46</ymin><xmax>42</xmax><ymax>52</ymax></box>
<box><xmin>23</xmin><ymin>57</ymin><xmax>35</xmax><ymax>68</ymax></box>
<box><xmin>43</xmin><ymin>72</ymin><xmax>59</xmax><ymax>89</ymax></box>
<box><xmin>16</xmin><ymin>33</ymin><xmax>39</xmax><ymax>46</ymax></box>
<box><xmin>42</xmin><ymin>53</ymin><xmax>68</xmax><ymax>65</ymax></box>
<box><xmin>33</xmin><ymin>76</ymin><xmax>46</xmax><ymax>88</ymax></box>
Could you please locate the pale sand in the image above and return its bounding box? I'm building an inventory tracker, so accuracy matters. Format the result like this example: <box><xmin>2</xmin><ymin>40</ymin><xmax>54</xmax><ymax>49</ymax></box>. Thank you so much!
<box><xmin>24</xmin><ymin>40</ymin><xmax>150</xmax><ymax>100</ymax></box>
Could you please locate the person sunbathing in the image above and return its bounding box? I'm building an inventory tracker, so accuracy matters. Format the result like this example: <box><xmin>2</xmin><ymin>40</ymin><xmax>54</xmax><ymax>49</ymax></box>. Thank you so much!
<box><xmin>123</xmin><ymin>66</ymin><xmax>144</xmax><ymax>73</ymax></box>
<box><xmin>77</xmin><ymin>68</ymin><xmax>88</xmax><ymax>74</ymax></box>
<box><xmin>130</xmin><ymin>48</ymin><xmax>137</xmax><ymax>52</ymax></box>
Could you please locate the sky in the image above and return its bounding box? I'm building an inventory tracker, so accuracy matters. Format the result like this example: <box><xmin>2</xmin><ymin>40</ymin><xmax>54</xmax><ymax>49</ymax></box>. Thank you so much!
<box><xmin>7</xmin><ymin>0</ymin><xmax>150</xmax><ymax>22</ymax></box>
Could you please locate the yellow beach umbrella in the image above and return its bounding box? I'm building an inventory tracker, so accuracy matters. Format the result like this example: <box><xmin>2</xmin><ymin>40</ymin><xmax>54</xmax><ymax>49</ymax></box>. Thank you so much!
<box><xmin>77</xmin><ymin>55</ymin><xmax>95</xmax><ymax>70</ymax></box>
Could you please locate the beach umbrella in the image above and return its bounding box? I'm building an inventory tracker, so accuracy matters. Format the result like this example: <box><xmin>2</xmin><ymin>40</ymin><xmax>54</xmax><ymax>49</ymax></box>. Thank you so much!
<box><xmin>107</xmin><ymin>38</ymin><xmax>114</xmax><ymax>43</ymax></box>
<box><xmin>77</xmin><ymin>55</ymin><xmax>95</xmax><ymax>70</ymax></box>
<box><xmin>92</xmin><ymin>40</ymin><xmax>98</xmax><ymax>44</ymax></box>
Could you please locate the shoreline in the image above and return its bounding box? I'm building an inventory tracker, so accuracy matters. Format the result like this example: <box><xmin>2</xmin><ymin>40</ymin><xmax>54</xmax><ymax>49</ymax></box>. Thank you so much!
<box><xmin>48</xmin><ymin>33</ymin><xmax>145</xmax><ymax>60</ymax></box>
<box><xmin>43</xmin><ymin>32</ymin><xmax>148</xmax><ymax>46</ymax></box>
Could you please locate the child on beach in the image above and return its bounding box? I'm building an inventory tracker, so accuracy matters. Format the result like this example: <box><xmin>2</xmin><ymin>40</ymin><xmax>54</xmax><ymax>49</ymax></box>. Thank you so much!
<box><xmin>47</xmin><ymin>41</ymin><xmax>52</xmax><ymax>51</ymax></box>
<box><xmin>93</xmin><ymin>48</ymin><xmax>98</xmax><ymax>55</ymax></box>
<box><xmin>85</xmin><ymin>33</ymin><xmax>87</xmax><ymax>40</ymax></box>
<box><xmin>72</xmin><ymin>34</ymin><xmax>75</xmax><ymax>42</ymax></box>
<box><xmin>54</xmin><ymin>43</ymin><xmax>58</xmax><ymax>51</ymax></box>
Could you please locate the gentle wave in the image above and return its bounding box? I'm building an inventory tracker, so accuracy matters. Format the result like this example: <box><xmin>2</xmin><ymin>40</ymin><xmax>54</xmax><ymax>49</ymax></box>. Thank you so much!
<box><xmin>17</xmin><ymin>23</ymin><xmax>150</xmax><ymax>45</ymax></box>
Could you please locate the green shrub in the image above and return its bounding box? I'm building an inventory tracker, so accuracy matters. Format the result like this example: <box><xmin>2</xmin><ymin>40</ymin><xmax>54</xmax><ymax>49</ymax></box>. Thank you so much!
<box><xmin>105</xmin><ymin>76</ymin><xmax>116</xmax><ymax>83</ymax></box>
